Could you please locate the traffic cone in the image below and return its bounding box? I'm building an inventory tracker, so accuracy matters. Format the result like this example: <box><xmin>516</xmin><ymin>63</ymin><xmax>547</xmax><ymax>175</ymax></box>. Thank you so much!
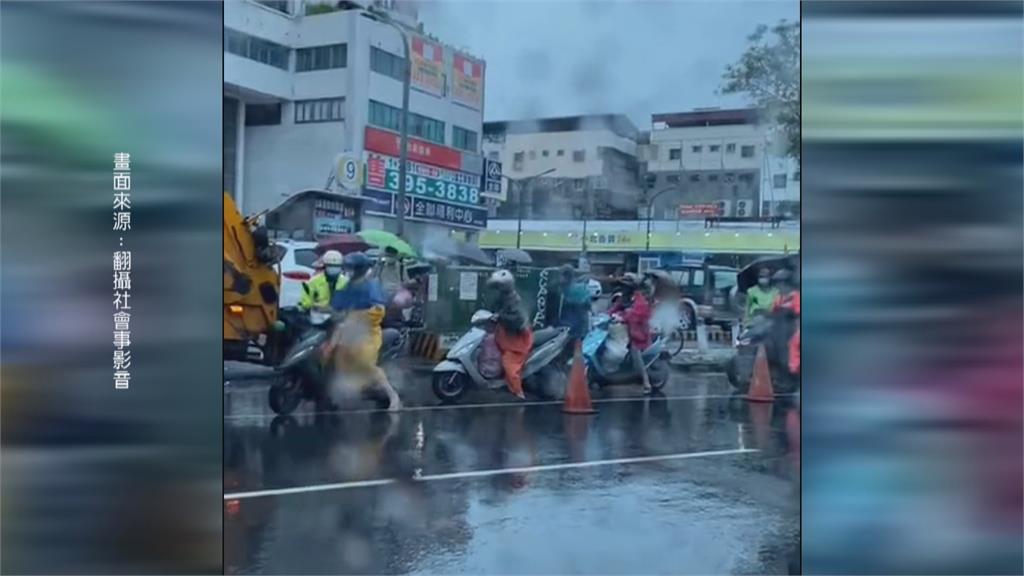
<box><xmin>562</xmin><ymin>340</ymin><xmax>596</xmax><ymax>415</ymax></box>
<box><xmin>745</xmin><ymin>344</ymin><xmax>775</xmax><ymax>403</ymax></box>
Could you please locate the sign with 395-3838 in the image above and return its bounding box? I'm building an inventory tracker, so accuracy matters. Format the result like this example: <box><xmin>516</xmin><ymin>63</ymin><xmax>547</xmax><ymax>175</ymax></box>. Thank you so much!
<box><xmin>365</xmin><ymin>151</ymin><xmax>482</xmax><ymax>208</ymax></box>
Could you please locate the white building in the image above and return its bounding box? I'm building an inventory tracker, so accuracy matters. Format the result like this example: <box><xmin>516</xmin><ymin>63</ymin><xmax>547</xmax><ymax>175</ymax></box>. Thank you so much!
<box><xmin>481</xmin><ymin>115</ymin><xmax>642</xmax><ymax>220</ymax></box>
<box><xmin>224</xmin><ymin>0</ymin><xmax>488</xmax><ymax>243</ymax></box>
<box><xmin>641</xmin><ymin>107</ymin><xmax>799</xmax><ymax>219</ymax></box>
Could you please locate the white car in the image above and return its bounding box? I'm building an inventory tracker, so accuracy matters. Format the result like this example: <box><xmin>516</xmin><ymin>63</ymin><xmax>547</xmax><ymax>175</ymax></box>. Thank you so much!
<box><xmin>274</xmin><ymin>240</ymin><xmax>320</xmax><ymax>308</ymax></box>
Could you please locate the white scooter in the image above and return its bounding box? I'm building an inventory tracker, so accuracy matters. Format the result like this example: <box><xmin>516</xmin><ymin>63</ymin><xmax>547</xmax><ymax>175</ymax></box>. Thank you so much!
<box><xmin>431</xmin><ymin>310</ymin><xmax>571</xmax><ymax>403</ymax></box>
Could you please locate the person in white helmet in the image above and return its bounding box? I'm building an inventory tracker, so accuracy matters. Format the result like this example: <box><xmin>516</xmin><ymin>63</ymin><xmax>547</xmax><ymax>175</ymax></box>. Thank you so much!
<box><xmin>299</xmin><ymin>250</ymin><xmax>348</xmax><ymax>311</ymax></box>
<box><xmin>485</xmin><ymin>269</ymin><xmax>532</xmax><ymax>399</ymax></box>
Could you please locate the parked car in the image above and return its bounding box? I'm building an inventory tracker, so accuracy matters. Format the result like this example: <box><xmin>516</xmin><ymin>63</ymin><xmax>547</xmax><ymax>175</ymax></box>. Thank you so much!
<box><xmin>274</xmin><ymin>240</ymin><xmax>320</xmax><ymax>308</ymax></box>
<box><xmin>657</xmin><ymin>263</ymin><xmax>740</xmax><ymax>329</ymax></box>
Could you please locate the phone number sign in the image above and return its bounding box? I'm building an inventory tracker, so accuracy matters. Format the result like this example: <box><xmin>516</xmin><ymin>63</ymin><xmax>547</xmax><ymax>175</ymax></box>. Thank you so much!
<box><xmin>366</xmin><ymin>152</ymin><xmax>481</xmax><ymax>208</ymax></box>
<box><xmin>362</xmin><ymin>188</ymin><xmax>487</xmax><ymax>229</ymax></box>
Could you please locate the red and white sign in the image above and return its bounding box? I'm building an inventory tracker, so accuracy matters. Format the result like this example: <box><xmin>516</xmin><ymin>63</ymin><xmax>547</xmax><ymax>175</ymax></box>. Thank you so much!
<box><xmin>364</xmin><ymin>126</ymin><xmax>463</xmax><ymax>171</ymax></box>
<box><xmin>452</xmin><ymin>52</ymin><xmax>484</xmax><ymax>110</ymax></box>
<box><xmin>410</xmin><ymin>35</ymin><xmax>444</xmax><ymax>97</ymax></box>
<box><xmin>678</xmin><ymin>203</ymin><xmax>725</xmax><ymax>218</ymax></box>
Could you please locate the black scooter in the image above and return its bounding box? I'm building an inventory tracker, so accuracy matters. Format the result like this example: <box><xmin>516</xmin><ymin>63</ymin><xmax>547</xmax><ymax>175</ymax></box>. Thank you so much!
<box><xmin>726</xmin><ymin>310</ymin><xmax>798</xmax><ymax>394</ymax></box>
<box><xmin>269</xmin><ymin>308</ymin><xmax>404</xmax><ymax>415</ymax></box>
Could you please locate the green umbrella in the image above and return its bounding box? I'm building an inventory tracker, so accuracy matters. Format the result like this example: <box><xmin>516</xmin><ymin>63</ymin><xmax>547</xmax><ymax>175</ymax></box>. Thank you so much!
<box><xmin>357</xmin><ymin>229</ymin><xmax>417</xmax><ymax>258</ymax></box>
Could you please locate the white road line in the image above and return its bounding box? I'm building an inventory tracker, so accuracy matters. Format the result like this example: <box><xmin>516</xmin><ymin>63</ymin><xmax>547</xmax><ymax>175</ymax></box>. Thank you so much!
<box><xmin>223</xmin><ymin>448</ymin><xmax>759</xmax><ymax>500</ymax></box>
<box><xmin>224</xmin><ymin>392</ymin><xmax>798</xmax><ymax>420</ymax></box>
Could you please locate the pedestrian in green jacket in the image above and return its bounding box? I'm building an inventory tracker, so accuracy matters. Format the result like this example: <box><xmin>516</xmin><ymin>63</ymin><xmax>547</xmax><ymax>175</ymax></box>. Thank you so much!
<box><xmin>745</xmin><ymin>267</ymin><xmax>778</xmax><ymax>322</ymax></box>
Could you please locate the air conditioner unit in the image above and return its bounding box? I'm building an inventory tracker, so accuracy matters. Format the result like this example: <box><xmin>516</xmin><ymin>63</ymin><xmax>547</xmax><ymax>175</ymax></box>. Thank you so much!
<box><xmin>716</xmin><ymin>200</ymin><xmax>732</xmax><ymax>217</ymax></box>
<box><xmin>734</xmin><ymin>199</ymin><xmax>752</xmax><ymax>218</ymax></box>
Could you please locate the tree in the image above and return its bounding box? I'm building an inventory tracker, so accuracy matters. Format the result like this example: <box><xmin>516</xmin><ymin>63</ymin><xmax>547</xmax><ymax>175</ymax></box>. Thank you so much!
<box><xmin>721</xmin><ymin>20</ymin><xmax>800</xmax><ymax>160</ymax></box>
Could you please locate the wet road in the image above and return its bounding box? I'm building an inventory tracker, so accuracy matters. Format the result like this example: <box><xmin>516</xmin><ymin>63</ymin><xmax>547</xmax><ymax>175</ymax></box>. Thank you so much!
<box><xmin>225</xmin><ymin>370</ymin><xmax>800</xmax><ymax>575</ymax></box>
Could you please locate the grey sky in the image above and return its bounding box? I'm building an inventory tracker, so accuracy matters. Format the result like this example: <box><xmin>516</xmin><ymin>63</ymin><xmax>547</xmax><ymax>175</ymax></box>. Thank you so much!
<box><xmin>417</xmin><ymin>0</ymin><xmax>798</xmax><ymax>129</ymax></box>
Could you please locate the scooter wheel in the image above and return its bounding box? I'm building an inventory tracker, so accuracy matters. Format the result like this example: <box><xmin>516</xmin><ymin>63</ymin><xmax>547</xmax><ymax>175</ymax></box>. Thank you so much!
<box><xmin>269</xmin><ymin>377</ymin><xmax>303</xmax><ymax>415</ymax></box>
<box><xmin>432</xmin><ymin>372</ymin><xmax>467</xmax><ymax>403</ymax></box>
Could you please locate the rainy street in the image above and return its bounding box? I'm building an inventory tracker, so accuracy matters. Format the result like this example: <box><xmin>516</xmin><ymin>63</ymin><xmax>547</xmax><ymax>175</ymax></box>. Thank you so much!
<box><xmin>224</xmin><ymin>368</ymin><xmax>800</xmax><ymax>575</ymax></box>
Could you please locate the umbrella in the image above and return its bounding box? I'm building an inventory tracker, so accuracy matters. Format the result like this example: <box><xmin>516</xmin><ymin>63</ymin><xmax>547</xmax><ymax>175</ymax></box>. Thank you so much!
<box><xmin>737</xmin><ymin>254</ymin><xmax>799</xmax><ymax>292</ymax></box>
<box><xmin>316</xmin><ymin>234</ymin><xmax>371</xmax><ymax>255</ymax></box>
<box><xmin>423</xmin><ymin>236</ymin><xmax>492</xmax><ymax>266</ymax></box>
<box><xmin>357</xmin><ymin>230</ymin><xmax>417</xmax><ymax>258</ymax></box>
<box><xmin>496</xmin><ymin>248</ymin><xmax>533</xmax><ymax>265</ymax></box>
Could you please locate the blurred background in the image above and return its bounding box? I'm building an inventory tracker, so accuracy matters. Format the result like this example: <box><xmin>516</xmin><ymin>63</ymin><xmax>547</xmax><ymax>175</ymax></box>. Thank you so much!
<box><xmin>1</xmin><ymin>2</ymin><xmax>223</xmax><ymax>573</ymax></box>
<box><xmin>802</xmin><ymin>1</ymin><xmax>1022</xmax><ymax>573</ymax></box>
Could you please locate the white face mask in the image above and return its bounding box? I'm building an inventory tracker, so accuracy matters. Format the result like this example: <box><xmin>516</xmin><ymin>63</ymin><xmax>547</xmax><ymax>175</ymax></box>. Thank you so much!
<box><xmin>325</xmin><ymin>266</ymin><xmax>343</xmax><ymax>277</ymax></box>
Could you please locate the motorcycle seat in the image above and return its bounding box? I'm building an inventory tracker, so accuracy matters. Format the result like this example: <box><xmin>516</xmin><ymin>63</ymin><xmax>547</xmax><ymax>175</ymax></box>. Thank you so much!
<box><xmin>532</xmin><ymin>327</ymin><xmax>561</xmax><ymax>347</ymax></box>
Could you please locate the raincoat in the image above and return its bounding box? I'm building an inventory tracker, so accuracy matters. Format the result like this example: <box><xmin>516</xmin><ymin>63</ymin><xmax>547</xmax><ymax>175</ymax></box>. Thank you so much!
<box><xmin>489</xmin><ymin>285</ymin><xmax>532</xmax><ymax>397</ymax></box>
<box><xmin>299</xmin><ymin>273</ymin><xmax>348</xmax><ymax>310</ymax></box>
<box><xmin>329</xmin><ymin>278</ymin><xmax>387</xmax><ymax>385</ymax></box>
<box><xmin>609</xmin><ymin>291</ymin><xmax>652</xmax><ymax>349</ymax></box>
<box><xmin>773</xmin><ymin>290</ymin><xmax>800</xmax><ymax>374</ymax></box>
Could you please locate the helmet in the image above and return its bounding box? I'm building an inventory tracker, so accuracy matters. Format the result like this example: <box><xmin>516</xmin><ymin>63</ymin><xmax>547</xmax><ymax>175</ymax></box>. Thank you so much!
<box><xmin>321</xmin><ymin>250</ymin><xmax>344</xmax><ymax>267</ymax></box>
<box><xmin>487</xmin><ymin>269</ymin><xmax>514</xmax><ymax>286</ymax></box>
<box><xmin>616</xmin><ymin>273</ymin><xmax>642</xmax><ymax>289</ymax></box>
<box><xmin>343</xmin><ymin>252</ymin><xmax>371</xmax><ymax>277</ymax></box>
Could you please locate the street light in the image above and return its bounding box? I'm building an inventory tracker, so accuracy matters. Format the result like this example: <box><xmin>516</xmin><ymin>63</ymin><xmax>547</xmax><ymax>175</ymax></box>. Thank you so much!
<box><xmin>505</xmin><ymin>168</ymin><xmax>556</xmax><ymax>249</ymax></box>
<box><xmin>645</xmin><ymin>180</ymin><xmax>677</xmax><ymax>252</ymax></box>
<box><xmin>361</xmin><ymin>8</ymin><xmax>411</xmax><ymax>238</ymax></box>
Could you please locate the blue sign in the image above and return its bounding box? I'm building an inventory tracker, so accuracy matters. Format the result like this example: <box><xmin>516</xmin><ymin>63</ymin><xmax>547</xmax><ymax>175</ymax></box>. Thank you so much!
<box><xmin>362</xmin><ymin>188</ymin><xmax>487</xmax><ymax>229</ymax></box>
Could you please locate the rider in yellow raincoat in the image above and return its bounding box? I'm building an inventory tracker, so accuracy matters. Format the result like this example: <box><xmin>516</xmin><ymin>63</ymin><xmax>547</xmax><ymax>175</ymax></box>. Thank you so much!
<box><xmin>328</xmin><ymin>252</ymin><xmax>401</xmax><ymax>411</ymax></box>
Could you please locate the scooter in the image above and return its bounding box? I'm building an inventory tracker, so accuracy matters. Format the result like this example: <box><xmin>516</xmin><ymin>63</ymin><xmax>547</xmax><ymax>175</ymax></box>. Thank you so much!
<box><xmin>726</xmin><ymin>311</ymin><xmax>799</xmax><ymax>394</ymax></box>
<box><xmin>431</xmin><ymin>310</ymin><xmax>571</xmax><ymax>403</ymax></box>
<box><xmin>269</xmin><ymin>309</ymin><xmax>405</xmax><ymax>415</ymax></box>
<box><xmin>582</xmin><ymin>314</ymin><xmax>670</xmax><ymax>392</ymax></box>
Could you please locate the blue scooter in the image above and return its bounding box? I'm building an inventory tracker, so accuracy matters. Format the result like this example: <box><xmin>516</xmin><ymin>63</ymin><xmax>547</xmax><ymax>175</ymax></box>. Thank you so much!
<box><xmin>582</xmin><ymin>314</ymin><xmax>670</xmax><ymax>392</ymax></box>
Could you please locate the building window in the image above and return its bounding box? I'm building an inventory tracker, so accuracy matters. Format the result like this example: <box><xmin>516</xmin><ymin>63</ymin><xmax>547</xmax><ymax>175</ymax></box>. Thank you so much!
<box><xmin>557</xmin><ymin>149</ymin><xmax>564</xmax><ymax>157</ymax></box>
<box><xmin>726</xmin><ymin>143</ymin><xmax>736</xmax><ymax>153</ymax></box>
<box><xmin>542</xmin><ymin>150</ymin><xmax>549</xmax><ymax>157</ymax></box>
<box><xmin>296</xmin><ymin>43</ymin><xmax>347</xmax><ymax>72</ymax></box>
<box><xmin>368</xmin><ymin>100</ymin><xmax>402</xmax><ymax>131</ymax></box>
<box><xmin>452</xmin><ymin>126</ymin><xmax>478</xmax><ymax>152</ymax></box>
<box><xmin>773</xmin><ymin>174</ymin><xmax>787</xmax><ymax>188</ymax></box>
<box><xmin>739</xmin><ymin>172</ymin><xmax>754</xmax><ymax>183</ymax></box>
<box><xmin>691</xmin><ymin>145</ymin><xmax>702</xmax><ymax>153</ymax></box>
<box><xmin>708</xmin><ymin>174</ymin><xmax>719</xmax><ymax>182</ymax></box>
<box><xmin>709</xmin><ymin>144</ymin><xmax>720</xmax><ymax>152</ymax></box>
<box><xmin>666</xmin><ymin>174</ymin><xmax>680</xmax><ymax>183</ymax></box>
<box><xmin>741</xmin><ymin>145</ymin><xmax>755</xmax><ymax>158</ymax></box>
<box><xmin>409</xmin><ymin>112</ymin><xmax>445</xmax><ymax>144</ymax></box>
<box><xmin>573</xmin><ymin>150</ymin><xmax>585</xmax><ymax>162</ymax></box>
<box><xmin>225</xmin><ymin>28</ymin><xmax>290</xmax><ymax>70</ymax></box>
<box><xmin>669</xmin><ymin>148</ymin><xmax>681</xmax><ymax>160</ymax></box>
<box><xmin>246</xmin><ymin>103</ymin><xmax>282</xmax><ymax>126</ymax></box>
<box><xmin>370</xmin><ymin>46</ymin><xmax>404</xmax><ymax>82</ymax></box>
<box><xmin>690</xmin><ymin>174</ymin><xmax>700</xmax><ymax>182</ymax></box>
<box><xmin>513</xmin><ymin>152</ymin><xmax>524</xmax><ymax>171</ymax></box>
<box><xmin>256</xmin><ymin>0</ymin><xmax>290</xmax><ymax>13</ymax></box>
<box><xmin>574</xmin><ymin>179</ymin><xmax>585</xmax><ymax>191</ymax></box>
<box><xmin>793</xmin><ymin>171</ymin><xmax>801</xmax><ymax>182</ymax></box>
<box><xmin>295</xmin><ymin>98</ymin><xmax>344</xmax><ymax>123</ymax></box>
<box><xmin>488</xmin><ymin>151</ymin><xmax>500</xmax><ymax>160</ymax></box>
<box><xmin>724</xmin><ymin>173</ymin><xmax>735</xmax><ymax>182</ymax></box>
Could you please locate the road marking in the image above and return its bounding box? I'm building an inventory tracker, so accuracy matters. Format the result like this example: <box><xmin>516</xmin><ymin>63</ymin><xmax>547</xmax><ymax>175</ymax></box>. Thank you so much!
<box><xmin>224</xmin><ymin>392</ymin><xmax>799</xmax><ymax>420</ymax></box>
<box><xmin>223</xmin><ymin>448</ymin><xmax>760</xmax><ymax>500</ymax></box>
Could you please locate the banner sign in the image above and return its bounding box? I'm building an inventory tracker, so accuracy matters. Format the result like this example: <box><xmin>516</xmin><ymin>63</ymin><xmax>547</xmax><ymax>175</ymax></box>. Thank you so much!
<box><xmin>364</xmin><ymin>127</ymin><xmax>463</xmax><ymax>171</ymax></box>
<box><xmin>365</xmin><ymin>152</ymin><xmax>481</xmax><ymax>208</ymax></box>
<box><xmin>452</xmin><ymin>52</ymin><xmax>484</xmax><ymax>110</ymax></box>
<box><xmin>410</xmin><ymin>35</ymin><xmax>444</xmax><ymax>97</ymax></box>
<box><xmin>481</xmin><ymin>158</ymin><xmax>504</xmax><ymax>201</ymax></box>
<box><xmin>678</xmin><ymin>203</ymin><xmax>725</xmax><ymax>218</ymax></box>
<box><xmin>312</xmin><ymin>198</ymin><xmax>359</xmax><ymax>237</ymax></box>
<box><xmin>363</xmin><ymin>187</ymin><xmax>487</xmax><ymax>229</ymax></box>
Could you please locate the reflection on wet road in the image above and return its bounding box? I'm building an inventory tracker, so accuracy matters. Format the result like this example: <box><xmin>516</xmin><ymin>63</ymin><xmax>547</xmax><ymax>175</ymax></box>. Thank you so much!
<box><xmin>225</xmin><ymin>372</ymin><xmax>800</xmax><ymax>574</ymax></box>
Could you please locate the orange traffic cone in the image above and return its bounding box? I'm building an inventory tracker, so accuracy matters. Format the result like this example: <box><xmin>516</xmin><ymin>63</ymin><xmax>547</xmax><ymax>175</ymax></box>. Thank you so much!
<box><xmin>562</xmin><ymin>340</ymin><xmax>596</xmax><ymax>415</ymax></box>
<box><xmin>745</xmin><ymin>344</ymin><xmax>775</xmax><ymax>403</ymax></box>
